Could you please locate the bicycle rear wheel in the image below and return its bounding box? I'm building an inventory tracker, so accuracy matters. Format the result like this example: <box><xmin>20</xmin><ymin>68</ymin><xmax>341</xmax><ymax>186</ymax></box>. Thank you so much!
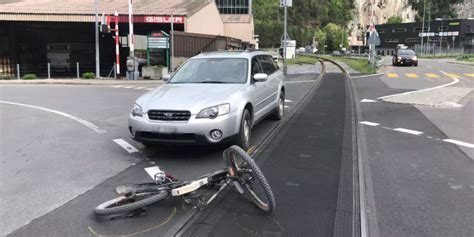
<box><xmin>223</xmin><ymin>145</ymin><xmax>275</xmax><ymax>213</ymax></box>
<box><xmin>94</xmin><ymin>190</ymin><xmax>169</xmax><ymax>216</ymax></box>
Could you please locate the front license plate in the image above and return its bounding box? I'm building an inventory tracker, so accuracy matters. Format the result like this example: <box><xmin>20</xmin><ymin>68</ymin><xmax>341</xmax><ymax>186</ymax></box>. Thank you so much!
<box><xmin>153</xmin><ymin>125</ymin><xmax>177</xmax><ymax>133</ymax></box>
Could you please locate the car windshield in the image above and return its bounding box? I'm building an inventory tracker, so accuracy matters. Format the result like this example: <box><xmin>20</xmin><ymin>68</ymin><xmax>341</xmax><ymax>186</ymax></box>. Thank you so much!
<box><xmin>169</xmin><ymin>58</ymin><xmax>248</xmax><ymax>84</ymax></box>
<box><xmin>398</xmin><ymin>50</ymin><xmax>415</xmax><ymax>55</ymax></box>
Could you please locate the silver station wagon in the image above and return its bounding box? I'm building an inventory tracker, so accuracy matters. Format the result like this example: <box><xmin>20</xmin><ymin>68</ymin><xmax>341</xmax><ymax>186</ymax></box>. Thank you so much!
<box><xmin>128</xmin><ymin>50</ymin><xmax>285</xmax><ymax>150</ymax></box>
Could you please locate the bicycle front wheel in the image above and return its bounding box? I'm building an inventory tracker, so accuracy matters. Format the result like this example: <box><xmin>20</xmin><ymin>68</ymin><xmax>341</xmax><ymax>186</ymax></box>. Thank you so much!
<box><xmin>94</xmin><ymin>190</ymin><xmax>169</xmax><ymax>216</ymax></box>
<box><xmin>223</xmin><ymin>145</ymin><xmax>275</xmax><ymax>213</ymax></box>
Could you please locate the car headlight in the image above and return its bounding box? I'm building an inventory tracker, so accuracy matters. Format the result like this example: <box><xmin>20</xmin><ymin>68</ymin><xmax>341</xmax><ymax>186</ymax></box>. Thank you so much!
<box><xmin>397</xmin><ymin>57</ymin><xmax>402</xmax><ymax>60</ymax></box>
<box><xmin>413</xmin><ymin>56</ymin><xmax>417</xmax><ymax>61</ymax></box>
<box><xmin>131</xmin><ymin>104</ymin><xmax>143</xmax><ymax>117</ymax></box>
<box><xmin>196</xmin><ymin>104</ymin><xmax>230</xmax><ymax>119</ymax></box>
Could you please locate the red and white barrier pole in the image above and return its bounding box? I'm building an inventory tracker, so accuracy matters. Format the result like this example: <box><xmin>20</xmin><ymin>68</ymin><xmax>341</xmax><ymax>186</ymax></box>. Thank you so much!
<box><xmin>114</xmin><ymin>11</ymin><xmax>120</xmax><ymax>75</ymax></box>
<box><xmin>128</xmin><ymin>0</ymin><xmax>134</xmax><ymax>57</ymax></box>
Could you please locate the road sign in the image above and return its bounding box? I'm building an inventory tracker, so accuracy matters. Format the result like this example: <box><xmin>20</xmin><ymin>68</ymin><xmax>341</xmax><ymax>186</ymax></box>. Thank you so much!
<box><xmin>367</xmin><ymin>32</ymin><xmax>380</xmax><ymax>46</ymax></box>
<box><xmin>148</xmin><ymin>32</ymin><xmax>169</xmax><ymax>49</ymax></box>
<box><xmin>280</xmin><ymin>0</ymin><xmax>292</xmax><ymax>7</ymax></box>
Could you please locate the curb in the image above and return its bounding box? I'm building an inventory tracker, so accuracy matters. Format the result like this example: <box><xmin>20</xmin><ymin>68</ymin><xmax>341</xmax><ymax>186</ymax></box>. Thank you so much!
<box><xmin>0</xmin><ymin>79</ymin><xmax>164</xmax><ymax>86</ymax></box>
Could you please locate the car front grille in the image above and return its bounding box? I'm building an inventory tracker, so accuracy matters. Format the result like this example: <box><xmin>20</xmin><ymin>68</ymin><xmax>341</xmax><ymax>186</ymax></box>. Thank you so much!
<box><xmin>147</xmin><ymin>110</ymin><xmax>191</xmax><ymax>121</ymax></box>
<box><xmin>140</xmin><ymin>132</ymin><xmax>197</xmax><ymax>143</ymax></box>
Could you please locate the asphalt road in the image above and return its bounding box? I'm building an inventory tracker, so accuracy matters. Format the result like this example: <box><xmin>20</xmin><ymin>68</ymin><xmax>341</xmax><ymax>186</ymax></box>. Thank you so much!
<box><xmin>354</xmin><ymin>58</ymin><xmax>474</xmax><ymax>236</ymax></box>
<box><xmin>0</xmin><ymin>73</ymin><xmax>321</xmax><ymax>236</ymax></box>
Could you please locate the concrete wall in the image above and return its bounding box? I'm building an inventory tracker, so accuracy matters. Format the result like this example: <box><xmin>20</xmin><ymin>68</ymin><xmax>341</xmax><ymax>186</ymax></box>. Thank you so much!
<box><xmin>223</xmin><ymin>17</ymin><xmax>254</xmax><ymax>44</ymax></box>
<box><xmin>187</xmin><ymin>2</ymin><xmax>224</xmax><ymax>36</ymax></box>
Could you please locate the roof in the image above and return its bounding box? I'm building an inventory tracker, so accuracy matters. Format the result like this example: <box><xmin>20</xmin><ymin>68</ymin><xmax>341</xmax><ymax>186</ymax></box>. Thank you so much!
<box><xmin>0</xmin><ymin>0</ymin><xmax>212</xmax><ymax>16</ymax></box>
<box><xmin>221</xmin><ymin>14</ymin><xmax>252</xmax><ymax>23</ymax></box>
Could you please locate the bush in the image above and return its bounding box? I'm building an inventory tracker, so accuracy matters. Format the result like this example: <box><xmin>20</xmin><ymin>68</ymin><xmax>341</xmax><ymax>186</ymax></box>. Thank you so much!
<box><xmin>82</xmin><ymin>72</ymin><xmax>96</xmax><ymax>79</ymax></box>
<box><xmin>22</xmin><ymin>74</ymin><xmax>37</xmax><ymax>80</ymax></box>
<box><xmin>0</xmin><ymin>74</ymin><xmax>13</xmax><ymax>80</ymax></box>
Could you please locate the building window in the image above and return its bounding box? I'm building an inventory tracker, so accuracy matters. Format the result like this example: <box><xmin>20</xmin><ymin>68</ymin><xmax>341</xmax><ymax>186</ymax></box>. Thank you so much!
<box><xmin>392</xmin><ymin>28</ymin><xmax>407</xmax><ymax>33</ymax></box>
<box><xmin>405</xmin><ymin>38</ymin><xmax>421</xmax><ymax>43</ymax></box>
<box><xmin>438</xmin><ymin>26</ymin><xmax>448</xmax><ymax>31</ymax></box>
<box><xmin>428</xmin><ymin>38</ymin><xmax>447</xmax><ymax>43</ymax></box>
<box><xmin>413</xmin><ymin>27</ymin><xmax>428</xmax><ymax>32</ymax></box>
<box><xmin>385</xmin><ymin>38</ymin><xmax>400</xmax><ymax>43</ymax></box>
<box><xmin>216</xmin><ymin>0</ymin><xmax>249</xmax><ymax>14</ymax></box>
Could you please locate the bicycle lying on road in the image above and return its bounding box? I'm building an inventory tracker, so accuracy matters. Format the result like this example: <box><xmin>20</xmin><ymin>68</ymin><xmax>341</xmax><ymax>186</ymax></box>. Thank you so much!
<box><xmin>94</xmin><ymin>145</ymin><xmax>275</xmax><ymax>216</ymax></box>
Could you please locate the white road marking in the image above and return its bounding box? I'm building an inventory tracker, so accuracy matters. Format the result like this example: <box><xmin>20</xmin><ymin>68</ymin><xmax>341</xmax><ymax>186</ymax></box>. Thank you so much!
<box><xmin>113</xmin><ymin>139</ymin><xmax>139</xmax><ymax>153</ymax></box>
<box><xmin>113</xmin><ymin>85</ymin><xmax>123</xmax><ymax>88</ymax></box>
<box><xmin>284</xmin><ymin>105</ymin><xmax>290</xmax><ymax>108</ymax></box>
<box><xmin>361</xmin><ymin>99</ymin><xmax>378</xmax><ymax>103</ymax></box>
<box><xmin>0</xmin><ymin>100</ymin><xmax>106</xmax><ymax>134</ymax></box>
<box><xmin>443</xmin><ymin>139</ymin><xmax>474</xmax><ymax>148</ymax></box>
<box><xmin>382</xmin><ymin>126</ymin><xmax>392</xmax><ymax>130</ymax></box>
<box><xmin>360</xmin><ymin>121</ymin><xmax>380</xmax><ymax>126</ymax></box>
<box><xmin>427</xmin><ymin>136</ymin><xmax>433</xmax><ymax>139</ymax></box>
<box><xmin>378</xmin><ymin>72</ymin><xmax>460</xmax><ymax>100</ymax></box>
<box><xmin>285</xmin><ymin>99</ymin><xmax>293</xmax><ymax>103</ymax></box>
<box><xmin>134</xmin><ymin>87</ymin><xmax>145</xmax><ymax>90</ymax></box>
<box><xmin>285</xmin><ymin>80</ymin><xmax>315</xmax><ymax>84</ymax></box>
<box><xmin>146</xmin><ymin>88</ymin><xmax>154</xmax><ymax>91</ymax></box>
<box><xmin>123</xmin><ymin>86</ymin><xmax>135</xmax><ymax>89</ymax></box>
<box><xmin>393</xmin><ymin>128</ymin><xmax>423</xmax><ymax>135</ymax></box>
<box><xmin>351</xmin><ymin>73</ymin><xmax>385</xmax><ymax>79</ymax></box>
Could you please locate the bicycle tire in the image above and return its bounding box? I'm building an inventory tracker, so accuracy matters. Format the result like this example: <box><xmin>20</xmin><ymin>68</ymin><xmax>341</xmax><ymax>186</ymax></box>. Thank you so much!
<box><xmin>224</xmin><ymin>145</ymin><xmax>275</xmax><ymax>213</ymax></box>
<box><xmin>94</xmin><ymin>190</ymin><xmax>169</xmax><ymax>216</ymax></box>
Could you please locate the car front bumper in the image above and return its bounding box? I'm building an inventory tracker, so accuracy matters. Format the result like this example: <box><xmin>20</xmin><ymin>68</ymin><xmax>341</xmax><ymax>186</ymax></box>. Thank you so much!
<box><xmin>128</xmin><ymin>111</ymin><xmax>240</xmax><ymax>144</ymax></box>
<box><xmin>396</xmin><ymin>58</ymin><xmax>417</xmax><ymax>65</ymax></box>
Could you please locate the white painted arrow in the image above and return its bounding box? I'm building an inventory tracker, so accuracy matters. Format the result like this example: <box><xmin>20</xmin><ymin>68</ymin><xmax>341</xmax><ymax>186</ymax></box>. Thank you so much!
<box><xmin>361</xmin><ymin>99</ymin><xmax>378</xmax><ymax>103</ymax></box>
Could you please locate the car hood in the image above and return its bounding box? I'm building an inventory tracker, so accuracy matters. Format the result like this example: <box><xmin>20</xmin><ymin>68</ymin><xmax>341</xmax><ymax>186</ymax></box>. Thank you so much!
<box><xmin>140</xmin><ymin>83</ymin><xmax>245</xmax><ymax>114</ymax></box>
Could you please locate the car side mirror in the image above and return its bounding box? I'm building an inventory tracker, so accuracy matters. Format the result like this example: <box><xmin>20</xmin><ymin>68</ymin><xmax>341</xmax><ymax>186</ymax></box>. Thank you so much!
<box><xmin>253</xmin><ymin>73</ymin><xmax>268</xmax><ymax>82</ymax></box>
<box><xmin>162</xmin><ymin>74</ymin><xmax>171</xmax><ymax>81</ymax></box>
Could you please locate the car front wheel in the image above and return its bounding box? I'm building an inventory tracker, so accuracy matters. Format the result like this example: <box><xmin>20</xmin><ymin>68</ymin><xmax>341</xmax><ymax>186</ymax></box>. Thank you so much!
<box><xmin>234</xmin><ymin>109</ymin><xmax>252</xmax><ymax>151</ymax></box>
<box><xmin>270</xmin><ymin>92</ymin><xmax>284</xmax><ymax>120</ymax></box>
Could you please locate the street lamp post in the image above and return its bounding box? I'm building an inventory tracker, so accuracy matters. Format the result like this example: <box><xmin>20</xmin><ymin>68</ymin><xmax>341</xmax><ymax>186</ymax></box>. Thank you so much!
<box><xmin>421</xmin><ymin>0</ymin><xmax>426</xmax><ymax>55</ymax></box>
<box><xmin>283</xmin><ymin>0</ymin><xmax>288</xmax><ymax>75</ymax></box>
<box><xmin>95</xmin><ymin>0</ymin><xmax>100</xmax><ymax>78</ymax></box>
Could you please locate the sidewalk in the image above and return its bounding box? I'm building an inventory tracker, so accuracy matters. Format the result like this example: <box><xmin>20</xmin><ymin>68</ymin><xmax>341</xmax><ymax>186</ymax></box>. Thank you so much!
<box><xmin>0</xmin><ymin>79</ymin><xmax>164</xmax><ymax>85</ymax></box>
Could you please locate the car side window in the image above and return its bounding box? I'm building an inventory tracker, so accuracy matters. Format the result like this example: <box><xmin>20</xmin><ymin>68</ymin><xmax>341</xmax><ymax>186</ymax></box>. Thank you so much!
<box><xmin>258</xmin><ymin>55</ymin><xmax>277</xmax><ymax>75</ymax></box>
<box><xmin>251</xmin><ymin>57</ymin><xmax>262</xmax><ymax>77</ymax></box>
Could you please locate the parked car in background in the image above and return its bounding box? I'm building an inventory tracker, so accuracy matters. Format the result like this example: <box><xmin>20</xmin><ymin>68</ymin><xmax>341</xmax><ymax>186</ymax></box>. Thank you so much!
<box><xmin>392</xmin><ymin>49</ymin><xmax>418</xmax><ymax>66</ymax></box>
<box><xmin>128</xmin><ymin>50</ymin><xmax>286</xmax><ymax>150</ymax></box>
<box><xmin>297</xmin><ymin>47</ymin><xmax>306</xmax><ymax>53</ymax></box>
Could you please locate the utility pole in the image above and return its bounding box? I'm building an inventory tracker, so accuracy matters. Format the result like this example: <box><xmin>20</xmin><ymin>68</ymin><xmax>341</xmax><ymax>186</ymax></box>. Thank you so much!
<box><xmin>283</xmin><ymin>0</ymin><xmax>288</xmax><ymax>75</ymax></box>
<box><xmin>421</xmin><ymin>0</ymin><xmax>426</xmax><ymax>55</ymax></box>
<box><xmin>426</xmin><ymin>7</ymin><xmax>431</xmax><ymax>54</ymax></box>
<box><xmin>170</xmin><ymin>12</ymin><xmax>174</xmax><ymax>72</ymax></box>
<box><xmin>95</xmin><ymin>0</ymin><xmax>100</xmax><ymax>78</ymax></box>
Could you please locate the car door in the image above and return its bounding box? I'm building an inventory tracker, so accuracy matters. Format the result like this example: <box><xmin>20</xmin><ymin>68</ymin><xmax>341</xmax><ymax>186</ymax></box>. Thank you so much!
<box><xmin>248</xmin><ymin>56</ymin><xmax>269</xmax><ymax>120</ymax></box>
<box><xmin>256</xmin><ymin>55</ymin><xmax>280</xmax><ymax>115</ymax></box>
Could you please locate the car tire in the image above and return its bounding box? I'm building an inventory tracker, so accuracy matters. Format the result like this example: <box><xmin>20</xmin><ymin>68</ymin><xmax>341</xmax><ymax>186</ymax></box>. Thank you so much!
<box><xmin>234</xmin><ymin>109</ymin><xmax>252</xmax><ymax>151</ymax></box>
<box><xmin>414</xmin><ymin>62</ymin><xmax>418</xmax><ymax>67</ymax></box>
<box><xmin>270</xmin><ymin>92</ymin><xmax>284</xmax><ymax>121</ymax></box>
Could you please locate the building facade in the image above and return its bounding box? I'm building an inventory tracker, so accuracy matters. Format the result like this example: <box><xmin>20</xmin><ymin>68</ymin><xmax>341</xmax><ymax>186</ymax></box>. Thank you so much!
<box><xmin>0</xmin><ymin>0</ymin><xmax>255</xmax><ymax>77</ymax></box>
<box><xmin>374</xmin><ymin>19</ymin><xmax>474</xmax><ymax>55</ymax></box>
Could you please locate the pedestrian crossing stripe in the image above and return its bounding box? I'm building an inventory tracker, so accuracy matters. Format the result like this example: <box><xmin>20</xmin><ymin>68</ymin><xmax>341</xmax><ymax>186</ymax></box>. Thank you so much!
<box><xmin>387</xmin><ymin>73</ymin><xmax>398</xmax><ymax>78</ymax></box>
<box><xmin>425</xmin><ymin>73</ymin><xmax>440</xmax><ymax>78</ymax></box>
<box><xmin>465</xmin><ymin>74</ymin><xmax>474</xmax><ymax>78</ymax></box>
<box><xmin>406</xmin><ymin>73</ymin><xmax>418</xmax><ymax>78</ymax></box>
<box><xmin>444</xmin><ymin>73</ymin><xmax>461</xmax><ymax>79</ymax></box>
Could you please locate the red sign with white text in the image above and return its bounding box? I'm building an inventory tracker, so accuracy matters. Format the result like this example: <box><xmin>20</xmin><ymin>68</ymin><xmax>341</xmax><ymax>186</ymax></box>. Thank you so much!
<box><xmin>114</xmin><ymin>15</ymin><xmax>185</xmax><ymax>24</ymax></box>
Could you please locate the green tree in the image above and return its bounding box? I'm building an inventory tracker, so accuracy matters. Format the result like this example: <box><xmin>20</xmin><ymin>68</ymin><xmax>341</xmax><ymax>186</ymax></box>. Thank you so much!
<box><xmin>408</xmin><ymin>0</ymin><xmax>463</xmax><ymax>20</ymax></box>
<box><xmin>387</xmin><ymin>16</ymin><xmax>403</xmax><ymax>24</ymax></box>
<box><xmin>323</xmin><ymin>23</ymin><xmax>348</xmax><ymax>52</ymax></box>
<box><xmin>253</xmin><ymin>0</ymin><xmax>354</xmax><ymax>48</ymax></box>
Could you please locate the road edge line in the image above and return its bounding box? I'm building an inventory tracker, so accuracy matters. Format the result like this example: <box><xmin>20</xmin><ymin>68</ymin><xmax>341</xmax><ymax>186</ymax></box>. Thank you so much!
<box><xmin>0</xmin><ymin>100</ymin><xmax>106</xmax><ymax>134</ymax></box>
